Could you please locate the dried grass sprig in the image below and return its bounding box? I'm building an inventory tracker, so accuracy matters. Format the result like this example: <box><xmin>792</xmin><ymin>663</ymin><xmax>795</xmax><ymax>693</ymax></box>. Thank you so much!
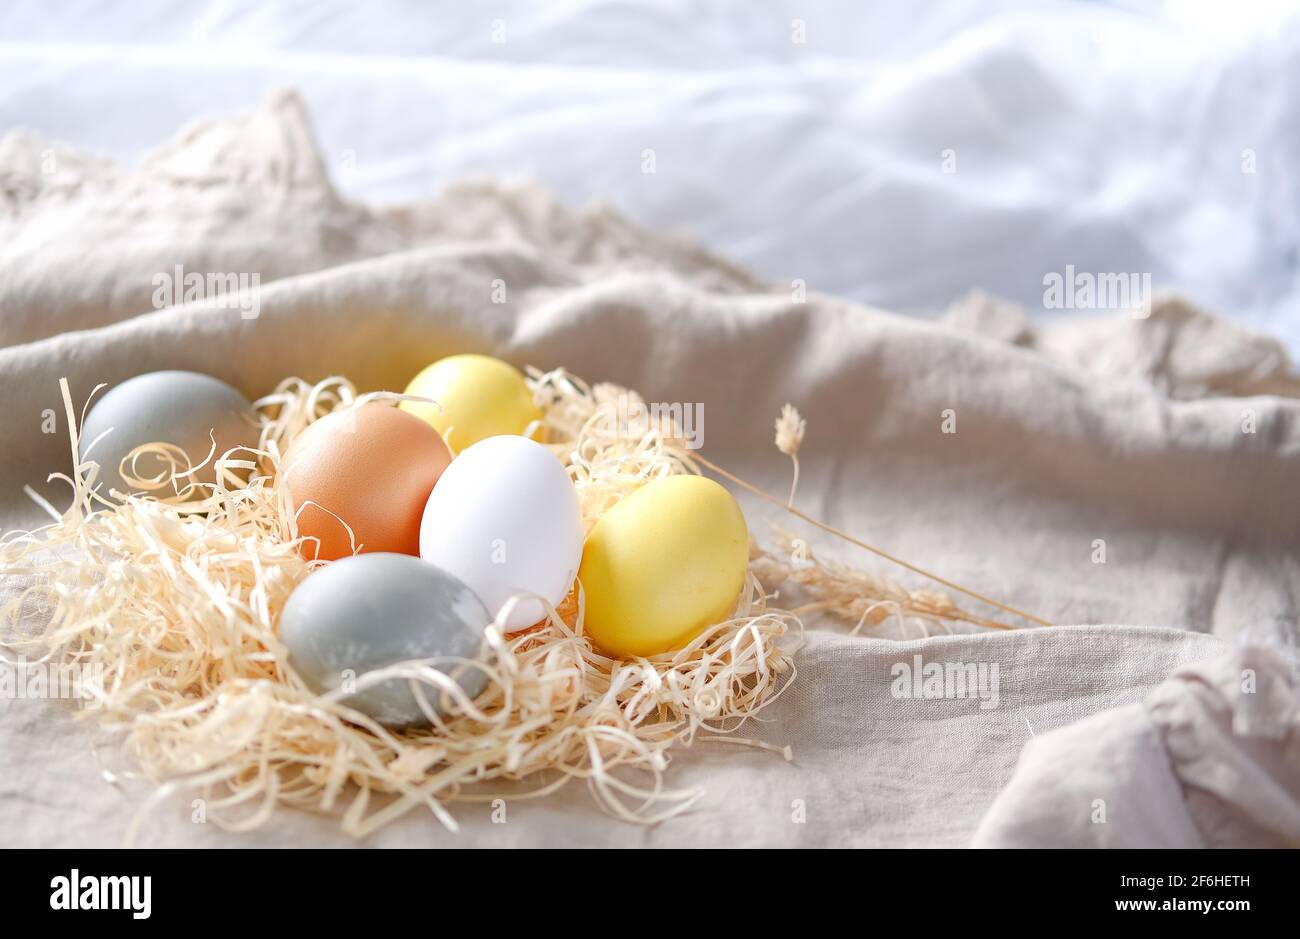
<box><xmin>750</xmin><ymin>530</ymin><xmax>1013</xmax><ymax>637</ymax></box>
<box><xmin>694</xmin><ymin>447</ymin><xmax>1054</xmax><ymax>630</ymax></box>
<box><xmin>774</xmin><ymin>404</ymin><xmax>805</xmax><ymax>506</ymax></box>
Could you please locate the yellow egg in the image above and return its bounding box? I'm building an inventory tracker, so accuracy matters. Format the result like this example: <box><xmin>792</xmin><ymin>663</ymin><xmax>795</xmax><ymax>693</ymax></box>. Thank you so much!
<box><xmin>579</xmin><ymin>475</ymin><xmax>749</xmax><ymax>658</ymax></box>
<box><xmin>400</xmin><ymin>354</ymin><xmax>540</xmax><ymax>452</ymax></box>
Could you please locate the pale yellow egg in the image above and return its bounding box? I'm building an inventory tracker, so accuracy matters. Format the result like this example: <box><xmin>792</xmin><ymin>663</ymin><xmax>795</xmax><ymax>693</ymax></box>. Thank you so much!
<box><xmin>400</xmin><ymin>354</ymin><xmax>541</xmax><ymax>452</ymax></box>
<box><xmin>579</xmin><ymin>475</ymin><xmax>749</xmax><ymax>659</ymax></box>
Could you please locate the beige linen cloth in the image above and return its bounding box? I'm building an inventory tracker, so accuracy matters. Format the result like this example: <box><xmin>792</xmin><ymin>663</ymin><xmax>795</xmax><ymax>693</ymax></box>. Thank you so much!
<box><xmin>1</xmin><ymin>92</ymin><xmax>1296</xmax><ymax>848</ymax></box>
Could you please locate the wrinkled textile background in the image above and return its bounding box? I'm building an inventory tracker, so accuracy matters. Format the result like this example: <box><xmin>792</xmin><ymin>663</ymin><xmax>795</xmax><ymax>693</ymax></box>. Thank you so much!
<box><xmin>0</xmin><ymin>94</ymin><xmax>1296</xmax><ymax>847</ymax></box>
<box><xmin>3</xmin><ymin>0</ymin><xmax>1299</xmax><ymax>353</ymax></box>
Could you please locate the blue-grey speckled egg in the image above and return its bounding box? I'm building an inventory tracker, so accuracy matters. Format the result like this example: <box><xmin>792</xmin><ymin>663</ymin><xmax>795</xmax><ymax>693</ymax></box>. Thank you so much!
<box><xmin>79</xmin><ymin>370</ymin><xmax>258</xmax><ymax>497</ymax></box>
<box><xmin>279</xmin><ymin>553</ymin><xmax>491</xmax><ymax>728</ymax></box>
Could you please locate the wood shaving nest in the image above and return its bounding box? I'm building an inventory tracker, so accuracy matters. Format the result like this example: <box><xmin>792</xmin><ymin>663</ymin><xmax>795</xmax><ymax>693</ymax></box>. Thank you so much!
<box><xmin>0</xmin><ymin>371</ymin><xmax>805</xmax><ymax>841</ymax></box>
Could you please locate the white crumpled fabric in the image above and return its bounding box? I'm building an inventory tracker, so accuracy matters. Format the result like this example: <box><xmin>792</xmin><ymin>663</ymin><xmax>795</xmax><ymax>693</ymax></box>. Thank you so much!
<box><xmin>975</xmin><ymin>647</ymin><xmax>1300</xmax><ymax>848</ymax></box>
<box><xmin>5</xmin><ymin>0</ymin><xmax>1299</xmax><ymax>354</ymax></box>
<box><xmin>0</xmin><ymin>92</ymin><xmax>1296</xmax><ymax>847</ymax></box>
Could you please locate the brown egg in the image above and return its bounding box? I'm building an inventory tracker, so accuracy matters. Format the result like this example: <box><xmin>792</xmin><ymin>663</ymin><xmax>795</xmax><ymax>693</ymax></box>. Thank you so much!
<box><xmin>282</xmin><ymin>403</ymin><xmax>452</xmax><ymax>561</ymax></box>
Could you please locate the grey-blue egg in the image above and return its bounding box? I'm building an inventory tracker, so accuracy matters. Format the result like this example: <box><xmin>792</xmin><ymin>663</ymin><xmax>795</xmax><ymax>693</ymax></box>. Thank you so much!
<box><xmin>278</xmin><ymin>553</ymin><xmax>491</xmax><ymax>728</ymax></box>
<box><xmin>79</xmin><ymin>370</ymin><xmax>258</xmax><ymax>497</ymax></box>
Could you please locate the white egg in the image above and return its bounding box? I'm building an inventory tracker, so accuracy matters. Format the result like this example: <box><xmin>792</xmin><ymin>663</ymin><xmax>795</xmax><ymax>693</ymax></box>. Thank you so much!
<box><xmin>420</xmin><ymin>435</ymin><xmax>582</xmax><ymax>630</ymax></box>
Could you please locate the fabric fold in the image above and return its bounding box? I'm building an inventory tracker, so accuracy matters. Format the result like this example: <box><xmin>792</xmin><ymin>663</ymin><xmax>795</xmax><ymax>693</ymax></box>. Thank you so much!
<box><xmin>973</xmin><ymin>646</ymin><xmax>1299</xmax><ymax>848</ymax></box>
